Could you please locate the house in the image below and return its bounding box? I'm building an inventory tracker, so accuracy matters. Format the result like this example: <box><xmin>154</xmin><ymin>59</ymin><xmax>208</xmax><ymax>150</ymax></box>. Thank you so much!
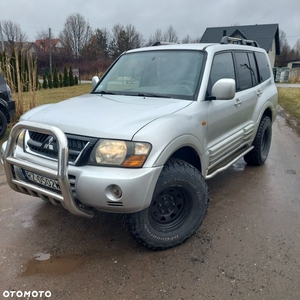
<box><xmin>287</xmin><ymin>59</ymin><xmax>300</xmax><ymax>69</ymax></box>
<box><xmin>0</xmin><ymin>41</ymin><xmax>39</xmax><ymax>57</ymax></box>
<box><xmin>200</xmin><ymin>24</ymin><xmax>280</xmax><ymax>67</ymax></box>
<box><xmin>286</xmin><ymin>59</ymin><xmax>300</xmax><ymax>82</ymax></box>
<box><xmin>35</xmin><ymin>39</ymin><xmax>63</xmax><ymax>53</ymax></box>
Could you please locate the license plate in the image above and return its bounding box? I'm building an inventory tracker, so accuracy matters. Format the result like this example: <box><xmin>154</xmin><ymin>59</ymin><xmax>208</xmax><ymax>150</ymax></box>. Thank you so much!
<box><xmin>23</xmin><ymin>170</ymin><xmax>61</xmax><ymax>191</ymax></box>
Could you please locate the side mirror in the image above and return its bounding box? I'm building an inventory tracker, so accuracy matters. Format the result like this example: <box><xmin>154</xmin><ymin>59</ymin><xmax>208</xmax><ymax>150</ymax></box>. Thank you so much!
<box><xmin>92</xmin><ymin>76</ymin><xmax>100</xmax><ymax>89</ymax></box>
<box><xmin>211</xmin><ymin>78</ymin><xmax>236</xmax><ymax>100</ymax></box>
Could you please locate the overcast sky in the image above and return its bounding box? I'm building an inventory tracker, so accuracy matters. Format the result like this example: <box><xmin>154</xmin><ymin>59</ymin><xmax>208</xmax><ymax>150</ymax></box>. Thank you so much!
<box><xmin>2</xmin><ymin>0</ymin><xmax>300</xmax><ymax>47</ymax></box>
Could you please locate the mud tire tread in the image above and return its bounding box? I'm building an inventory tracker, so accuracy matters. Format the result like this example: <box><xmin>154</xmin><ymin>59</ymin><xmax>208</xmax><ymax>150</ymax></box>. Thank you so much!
<box><xmin>125</xmin><ymin>158</ymin><xmax>209</xmax><ymax>250</ymax></box>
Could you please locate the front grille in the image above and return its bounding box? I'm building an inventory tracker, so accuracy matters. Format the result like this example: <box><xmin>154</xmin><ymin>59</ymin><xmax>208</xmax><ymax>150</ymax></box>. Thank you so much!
<box><xmin>26</xmin><ymin>131</ymin><xmax>98</xmax><ymax>165</ymax></box>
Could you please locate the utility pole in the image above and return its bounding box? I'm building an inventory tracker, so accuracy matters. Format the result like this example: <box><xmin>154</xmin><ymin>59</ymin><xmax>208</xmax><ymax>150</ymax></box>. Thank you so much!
<box><xmin>0</xmin><ymin>22</ymin><xmax>5</xmax><ymax>52</ymax></box>
<box><xmin>49</xmin><ymin>28</ymin><xmax>52</xmax><ymax>75</ymax></box>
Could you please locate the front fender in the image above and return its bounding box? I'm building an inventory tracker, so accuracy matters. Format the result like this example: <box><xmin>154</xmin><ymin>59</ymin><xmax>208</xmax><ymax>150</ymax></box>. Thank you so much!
<box><xmin>153</xmin><ymin>134</ymin><xmax>206</xmax><ymax>167</ymax></box>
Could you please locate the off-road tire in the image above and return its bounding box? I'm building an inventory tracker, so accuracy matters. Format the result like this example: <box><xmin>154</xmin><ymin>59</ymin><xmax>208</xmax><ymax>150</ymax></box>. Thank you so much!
<box><xmin>125</xmin><ymin>158</ymin><xmax>209</xmax><ymax>250</ymax></box>
<box><xmin>244</xmin><ymin>116</ymin><xmax>272</xmax><ymax>166</ymax></box>
<box><xmin>0</xmin><ymin>110</ymin><xmax>8</xmax><ymax>140</ymax></box>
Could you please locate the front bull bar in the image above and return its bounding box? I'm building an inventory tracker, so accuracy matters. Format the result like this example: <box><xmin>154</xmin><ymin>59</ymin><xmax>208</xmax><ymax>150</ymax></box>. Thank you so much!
<box><xmin>2</xmin><ymin>120</ymin><xmax>94</xmax><ymax>218</ymax></box>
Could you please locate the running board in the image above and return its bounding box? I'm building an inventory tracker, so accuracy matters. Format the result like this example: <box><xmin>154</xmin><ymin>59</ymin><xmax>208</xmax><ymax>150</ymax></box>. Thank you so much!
<box><xmin>206</xmin><ymin>146</ymin><xmax>254</xmax><ymax>179</ymax></box>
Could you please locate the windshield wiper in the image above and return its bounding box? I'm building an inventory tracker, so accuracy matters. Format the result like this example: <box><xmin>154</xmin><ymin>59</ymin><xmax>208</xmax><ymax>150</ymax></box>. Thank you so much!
<box><xmin>137</xmin><ymin>93</ymin><xmax>172</xmax><ymax>98</ymax></box>
<box><xmin>94</xmin><ymin>90</ymin><xmax>116</xmax><ymax>95</ymax></box>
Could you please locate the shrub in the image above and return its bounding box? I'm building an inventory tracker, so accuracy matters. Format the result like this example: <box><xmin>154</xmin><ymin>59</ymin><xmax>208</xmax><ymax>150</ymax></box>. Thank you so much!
<box><xmin>69</xmin><ymin>65</ymin><xmax>74</xmax><ymax>86</ymax></box>
<box><xmin>42</xmin><ymin>74</ymin><xmax>48</xmax><ymax>89</ymax></box>
<box><xmin>48</xmin><ymin>73</ymin><xmax>53</xmax><ymax>89</ymax></box>
<box><xmin>59</xmin><ymin>73</ymin><xmax>63</xmax><ymax>87</ymax></box>
<box><xmin>53</xmin><ymin>66</ymin><xmax>59</xmax><ymax>88</ymax></box>
<box><xmin>63</xmin><ymin>66</ymin><xmax>69</xmax><ymax>87</ymax></box>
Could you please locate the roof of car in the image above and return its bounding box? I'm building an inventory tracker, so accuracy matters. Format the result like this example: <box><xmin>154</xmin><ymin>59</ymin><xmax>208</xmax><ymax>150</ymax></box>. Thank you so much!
<box><xmin>126</xmin><ymin>41</ymin><xmax>266</xmax><ymax>54</ymax></box>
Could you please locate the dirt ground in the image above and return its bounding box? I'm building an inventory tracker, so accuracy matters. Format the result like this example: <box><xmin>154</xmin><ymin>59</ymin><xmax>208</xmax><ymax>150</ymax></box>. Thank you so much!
<box><xmin>0</xmin><ymin>112</ymin><xmax>300</xmax><ymax>300</ymax></box>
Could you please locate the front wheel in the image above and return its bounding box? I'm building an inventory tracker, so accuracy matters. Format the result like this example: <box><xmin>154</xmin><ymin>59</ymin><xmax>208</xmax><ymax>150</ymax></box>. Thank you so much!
<box><xmin>125</xmin><ymin>158</ymin><xmax>209</xmax><ymax>250</ymax></box>
<box><xmin>244</xmin><ymin>115</ymin><xmax>272</xmax><ymax>166</ymax></box>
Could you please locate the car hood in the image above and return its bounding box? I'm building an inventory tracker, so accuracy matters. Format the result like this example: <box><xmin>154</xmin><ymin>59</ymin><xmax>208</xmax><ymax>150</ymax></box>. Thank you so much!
<box><xmin>21</xmin><ymin>94</ymin><xmax>192</xmax><ymax>140</ymax></box>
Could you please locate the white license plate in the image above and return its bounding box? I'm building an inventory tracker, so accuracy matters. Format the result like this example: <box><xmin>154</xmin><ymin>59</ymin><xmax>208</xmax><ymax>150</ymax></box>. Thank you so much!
<box><xmin>24</xmin><ymin>170</ymin><xmax>60</xmax><ymax>191</ymax></box>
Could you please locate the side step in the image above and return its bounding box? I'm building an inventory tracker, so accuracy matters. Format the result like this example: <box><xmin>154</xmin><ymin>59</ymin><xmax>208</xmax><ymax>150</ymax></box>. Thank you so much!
<box><xmin>206</xmin><ymin>146</ymin><xmax>254</xmax><ymax>179</ymax></box>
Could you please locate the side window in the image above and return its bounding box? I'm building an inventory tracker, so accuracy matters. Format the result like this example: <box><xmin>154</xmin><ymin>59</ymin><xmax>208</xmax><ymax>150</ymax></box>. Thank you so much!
<box><xmin>234</xmin><ymin>52</ymin><xmax>253</xmax><ymax>91</ymax></box>
<box><xmin>255</xmin><ymin>52</ymin><xmax>271</xmax><ymax>82</ymax></box>
<box><xmin>208</xmin><ymin>52</ymin><xmax>235</xmax><ymax>96</ymax></box>
<box><xmin>248</xmin><ymin>52</ymin><xmax>259</xmax><ymax>86</ymax></box>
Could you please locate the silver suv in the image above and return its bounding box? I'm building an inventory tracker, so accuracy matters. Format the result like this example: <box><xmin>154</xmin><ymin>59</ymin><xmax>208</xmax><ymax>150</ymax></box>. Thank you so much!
<box><xmin>1</xmin><ymin>37</ymin><xmax>278</xmax><ymax>250</ymax></box>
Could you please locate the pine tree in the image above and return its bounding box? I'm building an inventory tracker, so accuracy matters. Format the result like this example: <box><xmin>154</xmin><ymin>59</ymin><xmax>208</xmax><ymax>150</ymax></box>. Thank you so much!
<box><xmin>42</xmin><ymin>74</ymin><xmax>48</xmax><ymax>89</ymax></box>
<box><xmin>74</xmin><ymin>75</ymin><xmax>78</xmax><ymax>85</ymax></box>
<box><xmin>48</xmin><ymin>73</ymin><xmax>53</xmax><ymax>89</ymax></box>
<box><xmin>63</xmin><ymin>66</ymin><xmax>69</xmax><ymax>87</ymax></box>
<box><xmin>53</xmin><ymin>66</ymin><xmax>59</xmax><ymax>88</ymax></box>
<box><xmin>69</xmin><ymin>65</ymin><xmax>74</xmax><ymax>86</ymax></box>
<box><xmin>59</xmin><ymin>73</ymin><xmax>63</xmax><ymax>87</ymax></box>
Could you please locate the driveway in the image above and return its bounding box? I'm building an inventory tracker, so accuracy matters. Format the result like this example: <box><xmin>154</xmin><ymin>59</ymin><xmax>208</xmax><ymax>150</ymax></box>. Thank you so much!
<box><xmin>0</xmin><ymin>111</ymin><xmax>300</xmax><ymax>299</ymax></box>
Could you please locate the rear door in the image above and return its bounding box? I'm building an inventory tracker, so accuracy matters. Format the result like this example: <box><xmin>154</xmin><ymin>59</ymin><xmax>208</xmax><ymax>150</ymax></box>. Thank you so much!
<box><xmin>206</xmin><ymin>51</ymin><xmax>244</xmax><ymax>167</ymax></box>
<box><xmin>233</xmin><ymin>51</ymin><xmax>262</xmax><ymax>145</ymax></box>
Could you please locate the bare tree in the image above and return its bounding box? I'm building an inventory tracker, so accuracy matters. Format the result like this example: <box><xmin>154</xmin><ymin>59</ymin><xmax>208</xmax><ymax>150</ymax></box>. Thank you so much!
<box><xmin>82</xmin><ymin>28</ymin><xmax>110</xmax><ymax>60</ymax></box>
<box><xmin>182</xmin><ymin>35</ymin><xmax>192</xmax><ymax>44</ymax></box>
<box><xmin>275</xmin><ymin>30</ymin><xmax>291</xmax><ymax>67</ymax></box>
<box><xmin>35</xmin><ymin>30</ymin><xmax>49</xmax><ymax>41</ymax></box>
<box><xmin>163</xmin><ymin>25</ymin><xmax>179</xmax><ymax>43</ymax></box>
<box><xmin>59</xmin><ymin>13</ymin><xmax>92</xmax><ymax>58</ymax></box>
<box><xmin>108</xmin><ymin>24</ymin><xmax>143</xmax><ymax>59</ymax></box>
<box><xmin>147</xmin><ymin>29</ymin><xmax>163</xmax><ymax>46</ymax></box>
<box><xmin>148</xmin><ymin>26</ymin><xmax>178</xmax><ymax>44</ymax></box>
<box><xmin>1</xmin><ymin>20</ymin><xmax>27</xmax><ymax>52</ymax></box>
<box><xmin>182</xmin><ymin>35</ymin><xmax>202</xmax><ymax>44</ymax></box>
<box><xmin>292</xmin><ymin>38</ymin><xmax>300</xmax><ymax>59</ymax></box>
<box><xmin>125</xmin><ymin>24</ymin><xmax>144</xmax><ymax>49</ymax></box>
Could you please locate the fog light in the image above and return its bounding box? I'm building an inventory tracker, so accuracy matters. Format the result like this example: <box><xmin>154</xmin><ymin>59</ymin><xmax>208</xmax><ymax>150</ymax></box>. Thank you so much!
<box><xmin>111</xmin><ymin>185</ymin><xmax>122</xmax><ymax>199</ymax></box>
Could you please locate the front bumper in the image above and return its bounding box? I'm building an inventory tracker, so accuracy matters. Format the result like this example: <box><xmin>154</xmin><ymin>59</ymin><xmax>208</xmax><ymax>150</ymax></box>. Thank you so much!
<box><xmin>1</xmin><ymin>121</ymin><xmax>162</xmax><ymax>218</ymax></box>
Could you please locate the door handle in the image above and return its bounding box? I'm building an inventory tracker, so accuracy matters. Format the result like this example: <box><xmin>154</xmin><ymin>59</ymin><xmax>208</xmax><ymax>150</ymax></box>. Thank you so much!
<box><xmin>257</xmin><ymin>90</ymin><xmax>263</xmax><ymax>96</ymax></box>
<box><xmin>234</xmin><ymin>99</ymin><xmax>242</xmax><ymax>107</ymax></box>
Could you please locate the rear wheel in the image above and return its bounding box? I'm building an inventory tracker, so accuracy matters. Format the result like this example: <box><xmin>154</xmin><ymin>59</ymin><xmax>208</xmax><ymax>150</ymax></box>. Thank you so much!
<box><xmin>125</xmin><ymin>158</ymin><xmax>209</xmax><ymax>250</ymax></box>
<box><xmin>244</xmin><ymin>116</ymin><xmax>272</xmax><ymax>166</ymax></box>
<box><xmin>0</xmin><ymin>110</ymin><xmax>8</xmax><ymax>140</ymax></box>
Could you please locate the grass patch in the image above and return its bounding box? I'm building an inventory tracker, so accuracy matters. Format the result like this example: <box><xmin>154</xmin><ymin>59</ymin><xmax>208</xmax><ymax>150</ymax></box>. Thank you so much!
<box><xmin>24</xmin><ymin>84</ymin><xmax>92</xmax><ymax>108</ymax></box>
<box><xmin>277</xmin><ymin>87</ymin><xmax>300</xmax><ymax>120</ymax></box>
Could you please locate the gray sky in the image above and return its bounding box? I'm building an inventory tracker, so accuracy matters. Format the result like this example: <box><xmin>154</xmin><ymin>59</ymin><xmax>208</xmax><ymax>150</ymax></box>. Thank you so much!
<box><xmin>2</xmin><ymin>0</ymin><xmax>300</xmax><ymax>47</ymax></box>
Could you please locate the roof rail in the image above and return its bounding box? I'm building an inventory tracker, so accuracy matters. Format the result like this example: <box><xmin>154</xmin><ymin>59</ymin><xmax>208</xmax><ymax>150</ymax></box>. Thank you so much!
<box><xmin>220</xmin><ymin>36</ymin><xmax>260</xmax><ymax>48</ymax></box>
<box><xmin>151</xmin><ymin>41</ymin><xmax>179</xmax><ymax>46</ymax></box>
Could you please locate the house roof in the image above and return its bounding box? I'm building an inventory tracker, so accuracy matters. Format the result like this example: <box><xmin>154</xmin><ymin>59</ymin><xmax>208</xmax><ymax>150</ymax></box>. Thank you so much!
<box><xmin>200</xmin><ymin>24</ymin><xmax>280</xmax><ymax>54</ymax></box>
<box><xmin>35</xmin><ymin>39</ymin><xmax>62</xmax><ymax>51</ymax></box>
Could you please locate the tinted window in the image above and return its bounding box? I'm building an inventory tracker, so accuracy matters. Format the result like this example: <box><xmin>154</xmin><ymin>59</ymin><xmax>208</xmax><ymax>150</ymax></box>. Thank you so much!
<box><xmin>255</xmin><ymin>52</ymin><xmax>271</xmax><ymax>82</ymax></box>
<box><xmin>208</xmin><ymin>52</ymin><xmax>235</xmax><ymax>95</ymax></box>
<box><xmin>235</xmin><ymin>52</ymin><xmax>253</xmax><ymax>91</ymax></box>
<box><xmin>248</xmin><ymin>52</ymin><xmax>259</xmax><ymax>86</ymax></box>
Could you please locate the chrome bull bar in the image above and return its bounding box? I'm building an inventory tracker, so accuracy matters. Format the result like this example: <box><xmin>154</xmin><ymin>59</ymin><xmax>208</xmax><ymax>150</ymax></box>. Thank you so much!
<box><xmin>3</xmin><ymin>120</ymin><xmax>93</xmax><ymax>218</ymax></box>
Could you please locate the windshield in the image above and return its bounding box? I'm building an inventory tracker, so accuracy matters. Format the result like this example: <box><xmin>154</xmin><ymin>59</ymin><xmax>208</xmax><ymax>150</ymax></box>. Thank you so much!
<box><xmin>93</xmin><ymin>50</ymin><xmax>205</xmax><ymax>100</ymax></box>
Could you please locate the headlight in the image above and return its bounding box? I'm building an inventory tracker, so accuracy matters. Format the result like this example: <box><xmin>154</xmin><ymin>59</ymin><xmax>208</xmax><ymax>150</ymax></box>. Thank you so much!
<box><xmin>88</xmin><ymin>139</ymin><xmax>151</xmax><ymax>167</ymax></box>
<box><xmin>17</xmin><ymin>130</ymin><xmax>25</xmax><ymax>149</ymax></box>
